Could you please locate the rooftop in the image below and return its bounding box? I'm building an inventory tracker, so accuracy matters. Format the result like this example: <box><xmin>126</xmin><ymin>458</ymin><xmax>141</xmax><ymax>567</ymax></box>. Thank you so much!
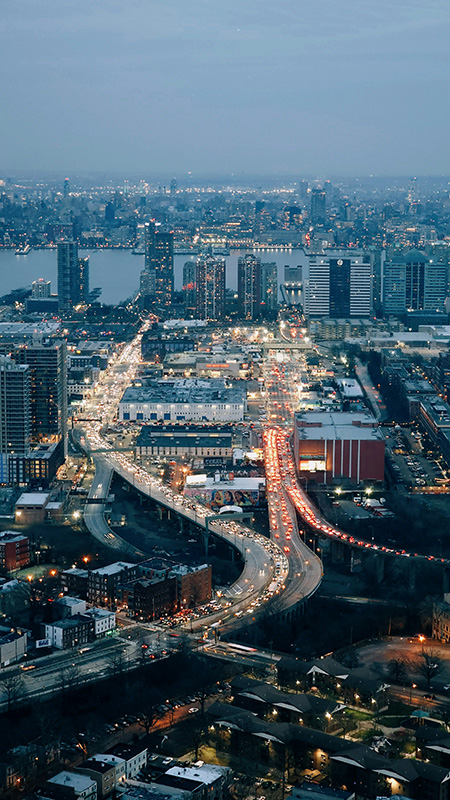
<box><xmin>0</xmin><ymin>531</ymin><xmax>28</xmax><ymax>544</ymax></box>
<box><xmin>90</xmin><ymin>562</ymin><xmax>135</xmax><ymax>577</ymax></box>
<box><xmin>48</xmin><ymin>771</ymin><xmax>96</xmax><ymax>792</ymax></box>
<box><xmin>15</xmin><ymin>492</ymin><xmax>50</xmax><ymax>507</ymax></box>
<box><xmin>295</xmin><ymin>411</ymin><xmax>383</xmax><ymax>442</ymax></box>
<box><xmin>166</xmin><ymin>765</ymin><xmax>230</xmax><ymax>786</ymax></box>
<box><xmin>120</xmin><ymin>378</ymin><xmax>245</xmax><ymax>407</ymax></box>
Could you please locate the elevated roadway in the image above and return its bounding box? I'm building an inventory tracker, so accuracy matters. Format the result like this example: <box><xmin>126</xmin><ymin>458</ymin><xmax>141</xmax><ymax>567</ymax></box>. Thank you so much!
<box><xmin>263</xmin><ymin>427</ymin><xmax>323</xmax><ymax>617</ymax></box>
<box><xmin>75</xmin><ymin>325</ymin><xmax>297</xmax><ymax>629</ymax></box>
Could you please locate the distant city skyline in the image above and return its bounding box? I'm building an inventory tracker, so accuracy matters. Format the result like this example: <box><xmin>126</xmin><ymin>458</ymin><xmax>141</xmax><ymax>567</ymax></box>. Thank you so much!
<box><xmin>2</xmin><ymin>0</ymin><xmax>450</xmax><ymax>176</ymax></box>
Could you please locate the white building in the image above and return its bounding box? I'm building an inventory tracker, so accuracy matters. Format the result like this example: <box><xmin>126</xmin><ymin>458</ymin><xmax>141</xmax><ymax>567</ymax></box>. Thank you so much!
<box><xmin>56</xmin><ymin>596</ymin><xmax>87</xmax><ymax>616</ymax></box>
<box><xmin>165</xmin><ymin>765</ymin><xmax>232</xmax><ymax>800</ymax></box>
<box><xmin>47</xmin><ymin>772</ymin><xmax>97</xmax><ymax>800</ymax></box>
<box><xmin>83</xmin><ymin>607</ymin><xmax>116</xmax><ymax>637</ymax></box>
<box><xmin>119</xmin><ymin>379</ymin><xmax>246</xmax><ymax>423</ymax></box>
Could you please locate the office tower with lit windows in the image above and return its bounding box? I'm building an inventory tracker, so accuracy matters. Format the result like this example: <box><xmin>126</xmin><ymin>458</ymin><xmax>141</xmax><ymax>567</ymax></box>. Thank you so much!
<box><xmin>310</xmin><ymin>187</ymin><xmax>326</xmax><ymax>224</ymax></box>
<box><xmin>304</xmin><ymin>250</ymin><xmax>373</xmax><ymax>318</ymax></box>
<box><xmin>141</xmin><ymin>221</ymin><xmax>174</xmax><ymax>309</ymax></box>
<box><xmin>195</xmin><ymin>255</ymin><xmax>226</xmax><ymax>320</ymax></box>
<box><xmin>0</xmin><ymin>357</ymin><xmax>30</xmax><ymax>484</ymax></box>
<box><xmin>261</xmin><ymin>262</ymin><xmax>278</xmax><ymax>314</ymax></box>
<box><xmin>183</xmin><ymin>261</ymin><xmax>197</xmax><ymax>312</ymax></box>
<box><xmin>238</xmin><ymin>254</ymin><xmax>261</xmax><ymax>319</ymax></box>
<box><xmin>57</xmin><ymin>242</ymin><xmax>89</xmax><ymax>309</ymax></box>
<box><xmin>14</xmin><ymin>342</ymin><xmax>67</xmax><ymax>455</ymax></box>
<box><xmin>382</xmin><ymin>249</ymin><xmax>448</xmax><ymax>316</ymax></box>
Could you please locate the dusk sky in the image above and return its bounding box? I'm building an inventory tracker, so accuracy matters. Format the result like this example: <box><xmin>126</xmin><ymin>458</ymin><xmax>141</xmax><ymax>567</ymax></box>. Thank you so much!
<box><xmin>2</xmin><ymin>0</ymin><xmax>450</xmax><ymax>177</ymax></box>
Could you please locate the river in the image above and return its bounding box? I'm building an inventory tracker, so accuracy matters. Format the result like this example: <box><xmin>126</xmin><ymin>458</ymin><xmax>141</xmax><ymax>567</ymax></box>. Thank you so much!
<box><xmin>0</xmin><ymin>247</ymin><xmax>306</xmax><ymax>305</ymax></box>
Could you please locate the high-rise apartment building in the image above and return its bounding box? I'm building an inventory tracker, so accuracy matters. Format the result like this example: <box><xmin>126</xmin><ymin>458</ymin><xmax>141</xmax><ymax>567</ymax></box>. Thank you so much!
<box><xmin>57</xmin><ymin>242</ymin><xmax>89</xmax><ymax>309</ymax></box>
<box><xmin>304</xmin><ymin>251</ymin><xmax>373</xmax><ymax>318</ymax></box>
<box><xmin>195</xmin><ymin>255</ymin><xmax>226</xmax><ymax>320</ymax></box>
<box><xmin>238</xmin><ymin>254</ymin><xmax>261</xmax><ymax>319</ymax></box>
<box><xmin>182</xmin><ymin>261</ymin><xmax>197</xmax><ymax>312</ymax></box>
<box><xmin>32</xmin><ymin>279</ymin><xmax>51</xmax><ymax>298</ymax></box>
<box><xmin>141</xmin><ymin>221</ymin><xmax>173</xmax><ymax>308</ymax></box>
<box><xmin>14</xmin><ymin>342</ymin><xmax>67</xmax><ymax>454</ymax></box>
<box><xmin>382</xmin><ymin>249</ymin><xmax>448</xmax><ymax>316</ymax></box>
<box><xmin>0</xmin><ymin>357</ymin><xmax>30</xmax><ymax>484</ymax></box>
<box><xmin>261</xmin><ymin>262</ymin><xmax>278</xmax><ymax>313</ymax></box>
<box><xmin>310</xmin><ymin>188</ymin><xmax>326</xmax><ymax>224</ymax></box>
<box><xmin>78</xmin><ymin>257</ymin><xmax>90</xmax><ymax>302</ymax></box>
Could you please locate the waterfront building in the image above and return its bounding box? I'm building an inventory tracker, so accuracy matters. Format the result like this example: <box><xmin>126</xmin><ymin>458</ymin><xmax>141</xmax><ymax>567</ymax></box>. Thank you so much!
<box><xmin>237</xmin><ymin>254</ymin><xmax>261</xmax><ymax>319</ymax></box>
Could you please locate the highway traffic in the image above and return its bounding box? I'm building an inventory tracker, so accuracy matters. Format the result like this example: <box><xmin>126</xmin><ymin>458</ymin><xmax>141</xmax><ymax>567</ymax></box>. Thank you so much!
<box><xmin>76</xmin><ymin>325</ymin><xmax>292</xmax><ymax>629</ymax></box>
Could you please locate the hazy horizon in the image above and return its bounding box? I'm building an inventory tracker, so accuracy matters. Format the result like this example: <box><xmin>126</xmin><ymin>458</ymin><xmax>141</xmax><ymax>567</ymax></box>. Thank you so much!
<box><xmin>2</xmin><ymin>0</ymin><xmax>450</xmax><ymax>177</ymax></box>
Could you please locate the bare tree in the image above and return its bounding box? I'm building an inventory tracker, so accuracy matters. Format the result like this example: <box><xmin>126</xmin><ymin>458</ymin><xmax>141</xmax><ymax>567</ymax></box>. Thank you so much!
<box><xmin>137</xmin><ymin>688</ymin><xmax>164</xmax><ymax>735</ymax></box>
<box><xmin>191</xmin><ymin>719</ymin><xmax>205</xmax><ymax>761</ymax></box>
<box><xmin>60</xmin><ymin>663</ymin><xmax>81</xmax><ymax>695</ymax></box>
<box><xmin>388</xmin><ymin>657</ymin><xmax>410</xmax><ymax>683</ymax></box>
<box><xmin>107</xmin><ymin>650</ymin><xmax>125</xmax><ymax>677</ymax></box>
<box><xmin>416</xmin><ymin>650</ymin><xmax>445</xmax><ymax>689</ymax></box>
<box><xmin>0</xmin><ymin>673</ymin><xmax>25</xmax><ymax>711</ymax></box>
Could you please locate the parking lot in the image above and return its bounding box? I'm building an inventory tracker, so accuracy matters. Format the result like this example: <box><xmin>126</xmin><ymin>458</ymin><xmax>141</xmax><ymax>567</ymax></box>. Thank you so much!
<box><xmin>383</xmin><ymin>425</ymin><xmax>447</xmax><ymax>488</ymax></box>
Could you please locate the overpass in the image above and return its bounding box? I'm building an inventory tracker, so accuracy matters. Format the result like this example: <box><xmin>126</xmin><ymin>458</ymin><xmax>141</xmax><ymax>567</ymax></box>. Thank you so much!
<box><xmin>76</xmin><ymin>324</ymin><xmax>326</xmax><ymax>627</ymax></box>
<box><xmin>81</xmin><ymin>448</ymin><xmax>291</xmax><ymax>630</ymax></box>
<box><xmin>273</xmin><ymin>427</ymin><xmax>450</xmax><ymax>568</ymax></box>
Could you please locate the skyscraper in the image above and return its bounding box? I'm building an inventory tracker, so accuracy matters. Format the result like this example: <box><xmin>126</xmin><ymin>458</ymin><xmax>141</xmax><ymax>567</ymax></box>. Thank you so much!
<box><xmin>57</xmin><ymin>242</ymin><xmax>89</xmax><ymax>309</ymax></box>
<box><xmin>141</xmin><ymin>221</ymin><xmax>174</xmax><ymax>309</ymax></box>
<box><xmin>195</xmin><ymin>255</ymin><xmax>226</xmax><ymax>320</ymax></box>
<box><xmin>260</xmin><ymin>262</ymin><xmax>278</xmax><ymax>314</ymax></box>
<box><xmin>0</xmin><ymin>357</ymin><xmax>30</xmax><ymax>484</ymax></box>
<box><xmin>304</xmin><ymin>251</ymin><xmax>373</xmax><ymax>318</ymax></box>
<box><xmin>78</xmin><ymin>257</ymin><xmax>90</xmax><ymax>302</ymax></box>
<box><xmin>310</xmin><ymin>188</ymin><xmax>326</xmax><ymax>225</ymax></box>
<box><xmin>14</xmin><ymin>342</ymin><xmax>67</xmax><ymax>455</ymax></box>
<box><xmin>382</xmin><ymin>249</ymin><xmax>448</xmax><ymax>316</ymax></box>
<box><xmin>183</xmin><ymin>261</ymin><xmax>197</xmax><ymax>312</ymax></box>
<box><xmin>238</xmin><ymin>254</ymin><xmax>261</xmax><ymax>320</ymax></box>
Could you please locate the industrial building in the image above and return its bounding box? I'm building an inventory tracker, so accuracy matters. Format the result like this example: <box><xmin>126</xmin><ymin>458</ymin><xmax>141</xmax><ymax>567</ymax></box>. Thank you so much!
<box><xmin>135</xmin><ymin>425</ymin><xmax>233</xmax><ymax>459</ymax></box>
<box><xmin>293</xmin><ymin>411</ymin><xmax>385</xmax><ymax>485</ymax></box>
<box><xmin>119</xmin><ymin>379</ymin><xmax>246</xmax><ymax>422</ymax></box>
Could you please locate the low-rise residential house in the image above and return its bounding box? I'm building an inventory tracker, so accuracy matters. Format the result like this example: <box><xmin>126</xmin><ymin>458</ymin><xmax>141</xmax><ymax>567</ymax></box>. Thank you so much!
<box><xmin>433</xmin><ymin>595</ymin><xmax>450</xmax><ymax>642</ymax></box>
<box><xmin>0</xmin><ymin>628</ymin><xmax>27</xmax><ymax>666</ymax></box>
<box><xmin>44</xmin><ymin>616</ymin><xmax>95</xmax><ymax>650</ymax></box>
<box><xmin>83</xmin><ymin>607</ymin><xmax>116</xmax><ymax>637</ymax></box>
<box><xmin>107</xmin><ymin>744</ymin><xmax>147</xmax><ymax>779</ymax></box>
<box><xmin>76</xmin><ymin>759</ymin><xmax>117</xmax><ymax>798</ymax></box>
<box><xmin>43</xmin><ymin>771</ymin><xmax>97</xmax><ymax>800</ymax></box>
<box><xmin>164</xmin><ymin>765</ymin><xmax>231</xmax><ymax>800</ymax></box>
<box><xmin>91</xmin><ymin>755</ymin><xmax>126</xmax><ymax>785</ymax></box>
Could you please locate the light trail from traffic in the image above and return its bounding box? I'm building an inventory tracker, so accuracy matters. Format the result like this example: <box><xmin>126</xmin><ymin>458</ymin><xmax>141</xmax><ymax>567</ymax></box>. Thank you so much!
<box><xmin>272</xmin><ymin>427</ymin><xmax>450</xmax><ymax>566</ymax></box>
<box><xmin>77</xmin><ymin>324</ymin><xmax>292</xmax><ymax>627</ymax></box>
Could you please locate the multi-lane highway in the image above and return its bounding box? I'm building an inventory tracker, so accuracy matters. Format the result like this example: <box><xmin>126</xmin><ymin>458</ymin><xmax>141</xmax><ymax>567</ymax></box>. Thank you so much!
<box><xmin>76</xmin><ymin>325</ymin><xmax>294</xmax><ymax>629</ymax></box>
<box><xmin>264</xmin><ymin>427</ymin><xmax>323</xmax><ymax>610</ymax></box>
